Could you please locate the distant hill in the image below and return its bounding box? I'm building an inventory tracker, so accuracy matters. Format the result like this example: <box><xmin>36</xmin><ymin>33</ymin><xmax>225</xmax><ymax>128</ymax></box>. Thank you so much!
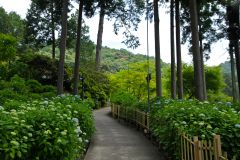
<box><xmin>37</xmin><ymin>45</ymin><xmax>170</xmax><ymax>73</ymax></box>
<box><xmin>100</xmin><ymin>46</ymin><xmax>155</xmax><ymax>72</ymax></box>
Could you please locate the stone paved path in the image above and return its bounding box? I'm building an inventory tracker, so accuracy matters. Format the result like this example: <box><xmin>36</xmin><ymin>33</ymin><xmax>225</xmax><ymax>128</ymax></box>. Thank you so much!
<box><xmin>84</xmin><ymin>107</ymin><xmax>166</xmax><ymax>160</ymax></box>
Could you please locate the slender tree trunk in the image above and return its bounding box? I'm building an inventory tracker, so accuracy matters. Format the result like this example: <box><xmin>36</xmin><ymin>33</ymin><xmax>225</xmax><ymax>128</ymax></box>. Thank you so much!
<box><xmin>170</xmin><ymin>0</ymin><xmax>176</xmax><ymax>99</ymax></box>
<box><xmin>234</xmin><ymin>39</ymin><xmax>240</xmax><ymax>96</ymax></box>
<box><xmin>189</xmin><ymin>0</ymin><xmax>204</xmax><ymax>101</ymax></box>
<box><xmin>57</xmin><ymin>0</ymin><xmax>68</xmax><ymax>95</ymax></box>
<box><xmin>197</xmin><ymin>4</ymin><xmax>207</xmax><ymax>100</ymax></box>
<box><xmin>154</xmin><ymin>0</ymin><xmax>162</xmax><ymax>98</ymax></box>
<box><xmin>51</xmin><ymin>0</ymin><xmax>56</xmax><ymax>59</ymax></box>
<box><xmin>73</xmin><ymin>0</ymin><xmax>84</xmax><ymax>95</ymax></box>
<box><xmin>96</xmin><ymin>8</ymin><xmax>105</xmax><ymax>71</ymax></box>
<box><xmin>230</xmin><ymin>42</ymin><xmax>239</xmax><ymax>102</ymax></box>
<box><xmin>199</xmin><ymin>36</ymin><xmax>207</xmax><ymax>100</ymax></box>
<box><xmin>175</xmin><ymin>0</ymin><xmax>183</xmax><ymax>99</ymax></box>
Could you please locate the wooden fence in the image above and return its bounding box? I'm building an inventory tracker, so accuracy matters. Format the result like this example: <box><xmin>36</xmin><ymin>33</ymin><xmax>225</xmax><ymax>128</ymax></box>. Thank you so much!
<box><xmin>181</xmin><ymin>134</ymin><xmax>228</xmax><ymax>160</ymax></box>
<box><xmin>111</xmin><ymin>104</ymin><xmax>149</xmax><ymax>131</ymax></box>
<box><xmin>111</xmin><ymin>104</ymin><xmax>228</xmax><ymax>160</ymax></box>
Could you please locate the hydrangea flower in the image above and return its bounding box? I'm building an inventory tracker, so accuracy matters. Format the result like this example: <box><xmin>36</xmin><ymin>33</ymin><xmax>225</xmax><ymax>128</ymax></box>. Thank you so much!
<box><xmin>72</xmin><ymin>118</ymin><xmax>79</xmax><ymax>124</ymax></box>
<box><xmin>235</xmin><ymin>124</ymin><xmax>240</xmax><ymax>129</ymax></box>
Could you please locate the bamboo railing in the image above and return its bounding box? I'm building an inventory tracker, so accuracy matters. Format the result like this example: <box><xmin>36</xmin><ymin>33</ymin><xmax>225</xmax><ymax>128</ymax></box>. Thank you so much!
<box><xmin>111</xmin><ymin>104</ymin><xmax>228</xmax><ymax>160</ymax></box>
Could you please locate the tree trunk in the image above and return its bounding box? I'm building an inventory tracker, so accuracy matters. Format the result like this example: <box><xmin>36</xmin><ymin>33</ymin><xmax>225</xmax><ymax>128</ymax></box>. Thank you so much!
<box><xmin>230</xmin><ymin>42</ymin><xmax>239</xmax><ymax>102</ymax></box>
<box><xmin>189</xmin><ymin>0</ymin><xmax>204</xmax><ymax>101</ymax></box>
<box><xmin>199</xmin><ymin>35</ymin><xmax>207</xmax><ymax>100</ymax></box>
<box><xmin>51</xmin><ymin>0</ymin><xmax>56</xmax><ymax>59</ymax></box>
<box><xmin>175</xmin><ymin>0</ymin><xmax>183</xmax><ymax>99</ymax></box>
<box><xmin>197</xmin><ymin>4</ymin><xmax>207</xmax><ymax>100</ymax></box>
<box><xmin>234</xmin><ymin>39</ymin><xmax>240</xmax><ymax>96</ymax></box>
<box><xmin>73</xmin><ymin>0</ymin><xmax>84</xmax><ymax>95</ymax></box>
<box><xmin>96</xmin><ymin>8</ymin><xmax>105</xmax><ymax>71</ymax></box>
<box><xmin>170</xmin><ymin>0</ymin><xmax>176</xmax><ymax>99</ymax></box>
<box><xmin>154</xmin><ymin>0</ymin><xmax>162</xmax><ymax>98</ymax></box>
<box><xmin>57</xmin><ymin>0</ymin><xmax>68</xmax><ymax>95</ymax></box>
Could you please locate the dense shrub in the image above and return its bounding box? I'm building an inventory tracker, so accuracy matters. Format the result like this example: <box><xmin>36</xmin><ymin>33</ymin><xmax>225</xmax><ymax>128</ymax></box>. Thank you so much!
<box><xmin>150</xmin><ymin>100</ymin><xmax>240</xmax><ymax>159</ymax></box>
<box><xmin>0</xmin><ymin>75</ymin><xmax>56</xmax><ymax>105</ymax></box>
<box><xmin>110</xmin><ymin>91</ymin><xmax>137</xmax><ymax>107</ymax></box>
<box><xmin>0</xmin><ymin>95</ymin><xmax>94</xmax><ymax>160</ymax></box>
<box><xmin>81</xmin><ymin>69</ymin><xmax>110</xmax><ymax>107</ymax></box>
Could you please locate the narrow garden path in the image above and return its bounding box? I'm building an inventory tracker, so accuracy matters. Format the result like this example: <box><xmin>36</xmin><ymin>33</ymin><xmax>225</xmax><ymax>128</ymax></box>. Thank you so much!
<box><xmin>84</xmin><ymin>107</ymin><xmax>166</xmax><ymax>160</ymax></box>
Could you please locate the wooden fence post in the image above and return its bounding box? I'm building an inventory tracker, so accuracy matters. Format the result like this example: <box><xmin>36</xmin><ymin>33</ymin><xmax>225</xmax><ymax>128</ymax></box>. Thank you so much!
<box><xmin>117</xmin><ymin>105</ymin><xmax>120</xmax><ymax>120</ymax></box>
<box><xmin>112</xmin><ymin>104</ymin><xmax>114</xmax><ymax>117</ymax></box>
<box><xmin>214</xmin><ymin>135</ymin><xmax>222</xmax><ymax>160</ymax></box>
<box><xmin>147</xmin><ymin>113</ymin><xmax>149</xmax><ymax>131</ymax></box>
<box><xmin>194</xmin><ymin>136</ymin><xmax>202</xmax><ymax>160</ymax></box>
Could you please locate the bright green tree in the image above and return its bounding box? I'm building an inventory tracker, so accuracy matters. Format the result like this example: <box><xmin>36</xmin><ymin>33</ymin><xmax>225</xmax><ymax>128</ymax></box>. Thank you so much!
<box><xmin>180</xmin><ymin>65</ymin><xmax>227</xmax><ymax>101</ymax></box>
<box><xmin>0</xmin><ymin>34</ymin><xmax>17</xmax><ymax>62</ymax></box>
<box><xmin>0</xmin><ymin>7</ymin><xmax>25</xmax><ymax>51</ymax></box>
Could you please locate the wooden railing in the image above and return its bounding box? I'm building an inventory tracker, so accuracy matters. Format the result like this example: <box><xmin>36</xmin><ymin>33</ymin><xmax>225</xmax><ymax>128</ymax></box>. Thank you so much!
<box><xmin>181</xmin><ymin>134</ymin><xmax>228</xmax><ymax>160</ymax></box>
<box><xmin>111</xmin><ymin>104</ymin><xmax>228</xmax><ymax>160</ymax></box>
<box><xmin>111</xmin><ymin>104</ymin><xmax>149</xmax><ymax>131</ymax></box>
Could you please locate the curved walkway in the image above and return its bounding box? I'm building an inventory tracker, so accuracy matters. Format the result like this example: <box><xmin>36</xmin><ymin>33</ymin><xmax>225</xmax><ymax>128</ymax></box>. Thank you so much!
<box><xmin>84</xmin><ymin>107</ymin><xmax>166</xmax><ymax>160</ymax></box>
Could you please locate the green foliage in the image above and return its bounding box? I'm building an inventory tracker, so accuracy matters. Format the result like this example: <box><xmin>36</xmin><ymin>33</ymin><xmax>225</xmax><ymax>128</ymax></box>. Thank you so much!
<box><xmin>23</xmin><ymin>54</ymin><xmax>58</xmax><ymax>85</ymax></box>
<box><xmin>180</xmin><ymin>0</ymin><xmax>225</xmax><ymax>59</ymax></box>
<box><xmin>24</xmin><ymin>0</ymin><xmax>63</xmax><ymax>49</ymax></box>
<box><xmin>110</xmin><ymin>91</ymin><xmax>138</xmax><ymax>107</ymax></box>
<box><xmin>207</xmin><ymin>90</ymin><xmax>232</xmax><ymax>102</ymax></box>
<box><xmin>205</xmin><ymin>66</ymin><xmax>225</xmax><ymax>91</ymax></box>
<box><xmin>0</xmin><ymin>95</ymin><xmax>94</xmax><ymax>160</ymax></box>
<box><xmin>178</xmin><ymin>64</ymin><xmax>227</xmax><ymax>100</ymax></box>
<box><xmin>26</xmin><ymin>80</ymin><xmax>44</xmax><ymax>93</ymax></box>
<box><xmin>0</xmin><ymin>33</ymin><xmax>17</xmax><ymax>62</ymax></box>
<box><xmin>101</xmin><ymin>47</ymin><xmax>153</xmax><ymax>72</ymax></box>
<box><xmin>0</xmin><ymin>75</ymin><xmax>56</xmax><ymax>105</ymax></box>
<box><xmin>150</xmin><ymin>99</ymin><xmax>240</xmax><ymax>159</ymax></box>
<box><xmin>0</xmin><ymin>7</ymin><xmax>25</xmax><ymax>44</ymax></box>
<box><xmin>110</xmin><ymin>60</ymin><xmax>169</xmax><ymax>101</ymax></box>
<box><xmin>80</xmin><ymin>69</ymin><xmax>110</xmax><ymax>107</ymax></box>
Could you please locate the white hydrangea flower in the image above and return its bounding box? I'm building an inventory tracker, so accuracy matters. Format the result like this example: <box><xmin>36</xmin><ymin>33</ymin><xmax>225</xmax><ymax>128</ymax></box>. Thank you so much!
<box><xmin>72</xmin><ymin>118</ymin><xmax>79</xmax><ymax>124</ymax></box>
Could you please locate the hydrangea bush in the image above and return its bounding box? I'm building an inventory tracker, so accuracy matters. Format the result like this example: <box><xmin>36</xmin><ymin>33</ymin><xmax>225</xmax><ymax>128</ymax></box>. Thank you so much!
<box><xmin>150</xmin><ymin>99</ymin><xmax>240</xmax><ymax>159</ymax></box>
<box><xmin>0</xmin><ymin>95</ymin><xmax>95</xmax><ymax>160</ymax></box>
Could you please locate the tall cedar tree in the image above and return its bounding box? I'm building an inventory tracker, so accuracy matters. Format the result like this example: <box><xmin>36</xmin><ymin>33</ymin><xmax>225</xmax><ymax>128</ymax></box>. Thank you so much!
<box><xmin>94</xmin><ymin>0</ymin><xmax>145</xmax><ymax>70</ymax></box>
<box><xmin>170</xmin><ymin>0</ymin><xmax>176</xmax><ymax>99</ymax></box>
<box><xmin>189</xmin><ymin>0</ymin><xmax>205</xmax><ymax>100</ymax></box>
<box><xmin>175</xmin><ymin>0</ymin><xmax>183</xmax><ymax>99</ymax></box>
<box><xmin>25</xmin><ymin>0</ymin><xmax>62</xmax><ymax>59</ymax></box>
<box><xmin>154</xmin><ymin>0</ymin><xmax>162</xmax><ymax>97</ymax></box>
<box><xmin>57</xmin><ymin>0</ymin><xmax>68</xmax><ymax>95</ymax></box>
<box><xmin>73</xmin><ymin>0</ymin><xmax>84</xmax><ymax>95</ymax></box>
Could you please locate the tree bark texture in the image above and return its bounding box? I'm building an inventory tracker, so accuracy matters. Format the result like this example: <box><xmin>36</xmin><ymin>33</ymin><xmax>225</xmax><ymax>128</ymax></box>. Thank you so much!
<box><xmin>234</xmin><ymin>39</ymin><xmax>240</xmax><ymax>96</ymax></box>
<box><xmin>154</xmin><ymin>0</ymin><xmax>162</xmax><ymax>98</ymax></box>
<box><xmin>230</xmin><ymin>42</ymin><xmax>239</xmax><ymax>102</ymax></box>
<box><xmin>197</xmin><ymin>4</ymin><xmax>207</xmax><ymax>100</ymax></box>
<box><xmin>57</xmin><ymin>0</ymin><xmax>68</xmax><ymax>95</ymax></box>
<box><xmin>96</xmin><ymin>8</ymin><xmax>105</xmax><ymax>71</ymax></box>
<box><xmin>73</xmin><ymin>0</ymin><xmax>84</xmax><ymax>95</ymax></box>
<box><xmin>175</xmin><ymin>0</ymin><xmax>183</xmax><ymax>99</ymax></box>
<box><xmin>189</xmin><ymin>0</ymin><xmax>204</xmax><ymax>101</ymax></box>
<box><xmin>170</xmin><ymin>0</ymin><xmax>176</xmax><ymax>99</ymax></box>
<box><xmin>51</xmin><ymin>0</ymin><xmax>56</xmax><ymax>59</ymax></box>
